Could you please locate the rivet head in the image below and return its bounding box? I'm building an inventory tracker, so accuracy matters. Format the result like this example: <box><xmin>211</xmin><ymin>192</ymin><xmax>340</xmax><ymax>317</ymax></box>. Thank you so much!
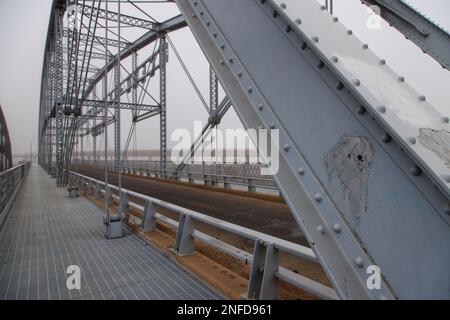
<box><xmin>333</xmin><ymin>17</ymin><xmax>339</xmax><ymax>22</ymax></box>
<box><xmin>362</xmin><ymin>44</ymin><xmax>369</xmax><ymax>49</ymax></box>
<box><xmin>295</xmin><ymin>18</ymin><xmax>302</xmax><ymax>25</ymax></box>
<box><xmin>219</xmin><ymin>59</ymin><xmax>225</xmax><ymax>65</ymax></box>
<box><xmin>347</xmin><ymin>30</ymin><xmax>353</xmax><ymax>35</ymax></box>
<box><xmin>336</xmin><ymin>81</ymin><xmax>344</xmax><ymax>90</ymax></box>
<box><xmin>316</xmin><ymin>226</ymin><xmax>325</xmax><ymax>234</ymax></box>
<box><xmin>312</xmin><ymin>36</ymin><xmax>319</xmax><ymax>43</ymax></box>
<box><xmin>411</xmin><ymin>165</ymin><xmax>422</xmax><ymax>177</ymax></box>
<box><xmin>358</xmin><ymin>106</ymin><xmax>366</xmax><ymax>115</ymax></box>
<box><xmin>353</xmin><ymin>79</ymin><xmax>361</xmax><ymax>86</ymax></box>
<box><xmin>237</xmin><ymin>71</ymin><xmax>243</xmax><ymax>78</ymax></box>
<box><xmin>220</xmin><ymin>44</ymin><xmax>225</xmax><ymax>50</ymax></box>
<box><xmin>418</xmin><ymin>95</ymin><xmax>426</xmax><ymax>102</ymax></box>
<box><xmin>398</xmin><ymin>76</ymin><xmax>405</xmax><ymax>82</ymax></box>
<box><xmin>317</xmin><ymin>61</ymin><xmax>325</xmax><ymax>69</ymax></box>
<box><xmin>382</xmin><ymin>133</ymin><xmax>392</xmax><ymax>143</ymax></box>
<box><xmin>280</xmin><ymin>3</ymin><xmax>287</xmax><ymax>9</ymax></box>
<box><xmin>333</xmin><ymin>223</ymin><xmax>342</xmax><ymax>233</ymax></box>
<box><xmin>284</xmin><ymin>144</ymin><xmax>291</xmax><ymax>152</ymax></box>
<box><xmin>314</xmin><ymin>193</ymin><xmax>323</xmax><ymax>203</ymax></box>
<box><xmin>248</xmin><ymin>87</ymin><xmax>253</xmax><ymax>94</ymax></box>
<box><xmin>331</xmin><ymin>56</ymin><xmax>339</xmax><ymax>63</ymax></box>
<box><xmin>408</xmin><ymin>137</ymin><xmax>417</xmax><ymax>145</ymax></box>
<box><xmin>228</xmin><ymin>57</ymin><xmax>234</xmax><ymax>63</ymax></box>
<box><xmin>444</xmin><ymin>204</ymin><xmax>450</xmax><ymax>216</ymax></box>
<box><xmin>354</xmin><ymin>257</ymin><xmax>364</xmax><ymax>268</ymax></box>
<box><xmin>213</xmin><ymin>32</ymin><xmax>217</xmax><ymax>38</ymax></box>
<box><xmin>441</xmin><ymin>117</ymin><xmax>449</xmax><ymax>124</ymax></box>
<box><xmin>258</xmin><ymin>104</ymin><xmax>264</xmax><ymax>111</ymax></box>
<box><xmin>270</xmin><ymin>123</ymin><xmax>276</xmax><ymax>129</ymax></box>
<box><xmin>298</xmin><ymin>167</ymin><xmax>305</xmax><ymax>175</ymax></box>
<box><xmin>379</xmin><ymin>59</ymin><xmax>386</xmax><ymax>65</ymax></box>
<box><xmin>378</xmin><ymin>106</ymin><xmax>387</xmax><ymax>114</ymax></box>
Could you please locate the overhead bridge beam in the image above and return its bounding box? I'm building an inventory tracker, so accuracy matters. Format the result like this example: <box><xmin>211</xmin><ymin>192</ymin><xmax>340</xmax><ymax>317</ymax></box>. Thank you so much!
<box><xmin>362</xmin><ymin>0</ymin><xmax>450</xmax><ymax>70</ymax></box>
<box><xmin>175</xmin><ymin>0</ymin><xmax>450</xmax><ymax>299</ymax></box>
<box><xmin>82</xmin><ymin>100</ymin><xmax>160</xmax><ymax>112</ymax></box>
<box><xmin>63</xmin><ymin>29</ymin><xmax>131</xmax><ymax>49</ymax></box>
<box><xmin>79</xmin><ymin>4</ymin><xmax>157</xmax><ymax>30</ymax></box>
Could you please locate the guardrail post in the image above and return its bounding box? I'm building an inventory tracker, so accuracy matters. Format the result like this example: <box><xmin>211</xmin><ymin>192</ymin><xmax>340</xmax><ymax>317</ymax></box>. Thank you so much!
<box><xmin>174</xmin><ymin>214</ymin><xmax>194</xmax><ymax>256</ymax></box>
<box><xmin>248</xmin><ymin>179</ymin><xmax>256</xmax><ymax>193</ymax></box>
<box><xmin>244</xmin><ymin>240</ymin><xmax>279</xmax><ymax>300</ymax></box>
<box><xmin>105</xmin><ymin>185</ymin><xmax>113</xmax><ymax>206</ymax></box>
<box><xmin>146</xmin><ymin>168</ymin><xmax>150</xmax><ymax>177</ymax></box>
<box><xmin>119</xmin><ymin>191</ymin><xmax>129</xmax><ymax>219</ymax></box>
<box><xmin>260</xmin><ymin>243</ymin><xmax>279</xmax><ymax>300</ymax></box>
<box><xmin>88</xmin><ymin>181</ymin><xmax>94</xmax><ymax>195</ymax></box>
<box><xmin>141</xmin><ymin>200</ymin><xmax>156</xmax><ymax>231</ymax></box>
<box><xmin>94</xmin><ymin>183</ymin><xmax>101</xmax><ymax>200</ymax></box>
<box><xmin>188</xmin><ymin>173</ymin><xmax>194</xmax><ymax>184</ymax></box>
<box><xmin>224</xmin><ymin>176</ymin><xmax>231</xmax><ymax>189</ymax></box>
<box><xmin>244</xmin><ymin>239</ymin><xmax>266</xmax><ymax>300</ymax></box>
<box><xmin>204</xmin><ymin>175</ymin><xmax>208</xmax><ymax>186</ymax></box>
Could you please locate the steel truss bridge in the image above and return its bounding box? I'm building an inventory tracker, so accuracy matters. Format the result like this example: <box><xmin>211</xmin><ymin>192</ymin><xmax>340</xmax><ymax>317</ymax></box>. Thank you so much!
<box><xmin>36</xmin><ymin>0</ymin><xmax>450</xmax><ymax>299</ymax></box>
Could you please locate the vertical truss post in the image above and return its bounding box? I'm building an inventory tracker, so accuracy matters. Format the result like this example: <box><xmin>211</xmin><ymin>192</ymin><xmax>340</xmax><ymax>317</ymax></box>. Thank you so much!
<box><xmin>114</xmin><ymin>63</ymin><xmax>121</xmax><ymax>172</ymax></box>
<box><xmin>80</xmin><ymin>124</ymin><xmax>84</xmax><ymax>162</ymax></box>
<box><xmin>47</xmin><ymin>45</ymin><xmax>54</xmax><ymax>174</ymax></box>
<box><xmin>132</xmin><ymin>51</ymin><xmax>138</xmax><ymax>115</ymax></box>
<box><xmin>92</xmin><ymin>85</ymin><xmax>97</xmax><ymax>164</ymax></box>
<box><xmin>54</xmin><ymin>8</ymin><xmax>65</xmax><ymax>186</ymax></box>
<box><xmin>209</xmin><ymin>66</ymin><xmax>219</xmax><ymax>183</ymax></box>
<box><xmin>209</xmin><ymin>66</ymin><xmax>218</xmax><ymax>114</ymax></box>
<box><xmin>159</xmin><ymin>34</ymin><xmax>168</xmax><ymax>178</ymax></box>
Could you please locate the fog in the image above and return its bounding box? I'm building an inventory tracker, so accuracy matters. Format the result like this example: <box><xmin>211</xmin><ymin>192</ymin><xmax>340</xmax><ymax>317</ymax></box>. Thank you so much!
<box><xmin>0</xmin><ymin>0</ymin><xmax>448</xmax><ymax>156</ymax></box>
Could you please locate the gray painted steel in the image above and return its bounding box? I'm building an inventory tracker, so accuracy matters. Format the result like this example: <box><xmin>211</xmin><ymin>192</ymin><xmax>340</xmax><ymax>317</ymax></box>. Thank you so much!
<box><xmin>363</xmin><ymin>0</ymin><xmax>450</xmax><ymax>70</ymax></box>
<box><xmin>175</xmin><ymin>0</ymin><xmax>450</xmax><ymax>299</ymax></box>
<box><xmin>0</xmin><ymin>167</ymin><xmax>220</xmax><ymax>300</ymax></box>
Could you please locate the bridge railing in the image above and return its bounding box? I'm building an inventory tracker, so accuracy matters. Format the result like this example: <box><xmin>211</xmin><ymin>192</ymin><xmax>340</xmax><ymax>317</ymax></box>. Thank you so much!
<box><xmin>69</xmin><ymin>170</ymin><xmax>338</xmax><ymax>300</ymax></box>
<box><xmin>73</xmin><ymin>160</ymin><xmax>280</xmax><ymax>195</ymax></box>
<box><xmin>0</xmin><ymin>162</ymin><xmax>31</xmax><ymax>227</ymax></box>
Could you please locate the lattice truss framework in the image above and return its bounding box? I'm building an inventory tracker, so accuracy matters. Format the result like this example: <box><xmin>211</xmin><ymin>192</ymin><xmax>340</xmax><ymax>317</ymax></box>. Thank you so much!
<box><xmin>38</xmin><ymin>0</ymin><xmax>195</xmax><ymax>186</ymax></box>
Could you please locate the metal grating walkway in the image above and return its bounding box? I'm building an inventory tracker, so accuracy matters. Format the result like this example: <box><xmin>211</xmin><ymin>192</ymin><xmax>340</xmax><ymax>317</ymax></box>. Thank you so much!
<box><xmin>0</xmin><ymin>166</ymin><xmax>221</xmax><ymax>300</ymax></box>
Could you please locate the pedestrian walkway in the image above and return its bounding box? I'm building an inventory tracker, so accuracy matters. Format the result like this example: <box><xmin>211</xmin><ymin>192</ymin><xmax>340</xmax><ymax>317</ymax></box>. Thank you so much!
<box><xmin>0</xmin><ymin>166</ymin><xmax>220</xmax><ymax>300</ymax></box>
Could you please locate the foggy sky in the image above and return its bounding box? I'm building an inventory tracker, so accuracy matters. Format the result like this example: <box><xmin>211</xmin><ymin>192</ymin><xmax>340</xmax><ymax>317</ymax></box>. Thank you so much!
<box><xmin>0</xmin><ymin>0</ymin><xmax>449</xmax><ymax>155</ymax></box>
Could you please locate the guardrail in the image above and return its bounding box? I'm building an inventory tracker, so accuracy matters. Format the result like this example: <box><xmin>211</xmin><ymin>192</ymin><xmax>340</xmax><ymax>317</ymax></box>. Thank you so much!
<box><xmin>68</xmin><ymin>170</ymin><xmax>338</xmax><ymax>300</ymax></box>
<box><xmin>74</xmin><ymin>160</ymin><xmax>280</xmax><ymax>195</ymax></box>
<box><xmin>0</xmin><ymin>162</ymin><xmax>31</xmax><ymax>227</ymax></box>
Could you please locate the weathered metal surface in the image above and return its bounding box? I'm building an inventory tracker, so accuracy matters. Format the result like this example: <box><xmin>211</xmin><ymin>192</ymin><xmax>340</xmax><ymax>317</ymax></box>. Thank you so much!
<box><xmin>175</xmin><ymin>0</ymin><xmax>450</xmax><ymax>299</ymax></box>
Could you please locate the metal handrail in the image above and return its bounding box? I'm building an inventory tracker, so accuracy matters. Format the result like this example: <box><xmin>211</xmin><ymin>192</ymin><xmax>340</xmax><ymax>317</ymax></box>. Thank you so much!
<box><xmin>0</xmin><ymin>162</ymin><xmax>31</xmax><ymax>227</ymax></box>
<box><xmin>69</xmin><ymin>170</ymin><xmax>338</xmax><ymax>300</ymax></box>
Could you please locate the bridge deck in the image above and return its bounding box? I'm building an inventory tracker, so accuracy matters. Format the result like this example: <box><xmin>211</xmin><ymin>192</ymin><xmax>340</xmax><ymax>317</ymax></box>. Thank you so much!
<box><xmin>0</xmin><ymin>166</ymin><xmax>220</xmax><ymax>300</ymax></box>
